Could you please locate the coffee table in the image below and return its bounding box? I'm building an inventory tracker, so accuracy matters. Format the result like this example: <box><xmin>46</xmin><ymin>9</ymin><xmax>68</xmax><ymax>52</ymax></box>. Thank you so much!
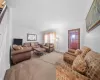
<box><xmin>33</xmin><ymin>48</ymin><xmax>45</xmax><ymax>56</ymax></box>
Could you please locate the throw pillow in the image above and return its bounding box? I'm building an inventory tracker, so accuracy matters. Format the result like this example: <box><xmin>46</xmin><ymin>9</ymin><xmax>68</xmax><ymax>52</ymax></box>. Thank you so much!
<box><xmin>72</xmin><ymin>55</ymin><xmax>87</xmax><ymax>74</ymax></box>
<box><xmin>23</xmin><ymin>43</ymin><xmax>31</xmax><ymax>47</ymax></box>
<box><xmin>81</xmin><ymin>46</ymin><xmax>91</xmax><ymax>57</ymax></box>
<box><xmin>74</xmin><ymin>49</ymin><xmax>82</xmax><ymax>56</ymax></box>
<box><xmin>31</xmin><ymin>42</ymin><xmax>35</xmax><ymax>47</ymax></box>
<box><xmin>19</xmin><ymin>46</ymin><xmax>23</xmax><ymax>50</ymax></box>
<box><xmin>12</xmin><ymin>45</ymin><xmax>21</xmax><ymax>50</ymax></box>
<box><xmin>12</xmin><ymin>45</ymin><xmax>17</xmax><ymax>50</ymax></box>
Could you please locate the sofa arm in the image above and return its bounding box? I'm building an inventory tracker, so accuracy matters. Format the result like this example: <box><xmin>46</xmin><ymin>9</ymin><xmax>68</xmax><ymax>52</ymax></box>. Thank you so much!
<box><xmin>68</xmin><ymin>48</ymin><xmax>76</xmax><ymax>53</ymax></box>
<box><xmin>11</xmin><ymin>52</ymin><xmax>31</xmax><ymax>64</ymax></box>
<box><xmin>39</xmin><ymin>44</ymin><xmax>43</xmax><ymax>48</ymax></box>
<box><xmin>56</xmin><ymin>63</ymin><xmax>90</xmax><ymax>80</ymax></box>
<box><xmin>63</xmin><ymin>53</ymin><xmax>76</xmax><ymax>64</ymax></box>
<box><xmin>64</xmin><ymin>52</ymin><xmax>76</xmax><ymax>56</ymax></box>
<box><xmin>68</xmin><ymin>52</ymin><xmax>77</xmax><ymax>56</ymax></box>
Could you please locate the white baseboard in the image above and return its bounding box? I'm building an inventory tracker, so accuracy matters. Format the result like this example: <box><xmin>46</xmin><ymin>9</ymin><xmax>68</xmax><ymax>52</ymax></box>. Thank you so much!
<box><xmin>55</xmin><ymin>50</ymin><xmax>64</xmax><ymax>54</ymax></box>
<box><xmin>0</xmin><ymin>77</ymin><xmax>3</xmax><ymax>80</ymax></box>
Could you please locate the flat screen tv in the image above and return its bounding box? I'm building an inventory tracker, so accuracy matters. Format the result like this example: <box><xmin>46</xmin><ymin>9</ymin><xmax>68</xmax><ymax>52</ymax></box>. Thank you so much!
<box><xmin>13</xmin><ymin>38</ymin><xmax>23</xmax><ymax>45</ymax></box>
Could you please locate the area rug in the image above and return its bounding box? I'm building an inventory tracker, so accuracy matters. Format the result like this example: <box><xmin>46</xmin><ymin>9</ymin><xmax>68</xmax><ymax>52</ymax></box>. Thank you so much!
<box><xmin>40</xmin><ymin>52</ymin><xmax>63</xmax><ymax>65</ymax></box>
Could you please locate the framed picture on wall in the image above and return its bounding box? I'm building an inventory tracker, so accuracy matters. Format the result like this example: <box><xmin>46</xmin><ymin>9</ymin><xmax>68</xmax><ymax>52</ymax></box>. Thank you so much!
<box><xmin>27</xmin><ymin>34</ymin><xmax>37</xmax><ymax>41</ymax></box>
<box><xmin>86</xmin><ymin>0</ymin><xmax>100</xmax><ymax>32</ymax></box>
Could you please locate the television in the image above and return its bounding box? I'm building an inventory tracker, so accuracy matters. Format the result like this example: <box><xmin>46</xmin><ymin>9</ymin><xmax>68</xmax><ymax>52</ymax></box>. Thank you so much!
<box><xmin>13</xmin><ymin>38</ymin><xmax>23</xmax><ymax>45</ymax></box>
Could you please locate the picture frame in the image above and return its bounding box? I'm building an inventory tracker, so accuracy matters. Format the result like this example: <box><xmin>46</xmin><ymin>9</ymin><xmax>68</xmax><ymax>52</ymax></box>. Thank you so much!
<box><xmin>27</xmin><ymin>34</ymin><xmax>37</xmax><ymax>41</ymax></box>
<box><xmin>86</xmin><ymin>0</ymin><xmax>100</xmax><ymax>32</ymax></box>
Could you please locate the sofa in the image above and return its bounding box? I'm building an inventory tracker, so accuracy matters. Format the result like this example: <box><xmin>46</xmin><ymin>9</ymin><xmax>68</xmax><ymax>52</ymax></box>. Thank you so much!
<box><xmin>56</xmin><ymin>47</ymin><xmax>100</xmax><ymax>80</ymax></box>
<box><xmin>11</xmin><ymin>45</ymin><xmax>33</xmax><ymax>64</ymax></box>
<box><xmin>11</xmin><ymin>42</ymin><xmax>49</xmax><ymax>64</ymax></box>
<box><xmin>63</xmin><ymin>46</ymin><xmax>91</xmax><ymax>64</ymax></box>
<box><xmin>23</xmin><ymin>42</ymin><xmax>46</xmax><ymax>52</ymax></box>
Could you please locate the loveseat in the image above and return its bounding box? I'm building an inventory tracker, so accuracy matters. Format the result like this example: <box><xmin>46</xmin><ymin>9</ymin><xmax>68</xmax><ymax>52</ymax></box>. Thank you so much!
<box><xmin>56</xmin><ymin>47</ymin><xmax>100</xmax><ymax>80</ymax></box>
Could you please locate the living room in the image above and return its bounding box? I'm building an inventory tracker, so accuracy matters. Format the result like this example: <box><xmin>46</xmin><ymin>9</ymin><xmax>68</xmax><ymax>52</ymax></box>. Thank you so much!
<box><xmin>0</xmin><ymin>0</ymin><xmax>100</xmax><ymax>80</ymax></box>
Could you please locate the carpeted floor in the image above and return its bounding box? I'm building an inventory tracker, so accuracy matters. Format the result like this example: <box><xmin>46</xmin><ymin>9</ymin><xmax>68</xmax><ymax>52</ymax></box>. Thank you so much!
<box><xmin>4</xmin><ymin>52</ymin><xmax>63</xmax><ymax>80</ymax></box>
<box><xmin>40</xmin><ymin>52</ymin><xmax>63</xmax><ymax>65</ymax></box>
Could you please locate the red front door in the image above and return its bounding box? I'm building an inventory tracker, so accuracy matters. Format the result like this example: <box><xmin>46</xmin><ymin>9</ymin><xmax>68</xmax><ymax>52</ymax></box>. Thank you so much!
<box><xmin>68</xmin><ymin>28</ymin><xmax>80</xmax><ymax>50</ymax></box>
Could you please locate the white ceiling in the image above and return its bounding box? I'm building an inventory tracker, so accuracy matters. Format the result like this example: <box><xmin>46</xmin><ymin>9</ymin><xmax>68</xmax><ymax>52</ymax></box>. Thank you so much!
<box><xmin>8</xmin><ymin>0</ymin><xmax>92</xmax><ymax>31</ymax></box>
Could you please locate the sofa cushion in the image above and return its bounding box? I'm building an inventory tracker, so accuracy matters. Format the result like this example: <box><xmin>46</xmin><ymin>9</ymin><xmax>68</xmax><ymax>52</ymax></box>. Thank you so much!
<box><xmin>31</xmin><ymin>42</ymin><xmax>35</xmax><ymax>48</ymax></box>
<box><xmin>23</xmin><ymin>43</ymin><xmax>31</xmax><ymax>47</ymax></box>
<box><xmin>12</xmin><ymin>47</ymin><xmax>32</xmax><ymax>55</ymax></box>
<box><xmin>65</xmin><ymin>49</ymin><xmax>81</xmax><ymax>57</ymax></box>
<box><xmin>84</xmin><ymin>51</ymin><xmax>100</xmax><ymax>80</ymax></box>
<box><xmin>12</xmin><ymin>45</ymin><xmax>22</xmax><ymax>50</ymax></box>
<box><xmin>68</xmin><ymin>48</ymin><xmax>76</xmax><ymax>53</ymax></box>
<box><xmin>31</xmin><ymin>42</ymin><xmax>39</xmax><ymax>48</ymax></box>
<box><xmin>75</xmin><ymin>49</ymin><xmax>82</xmax><ymax>56</ymax></box>
<box><xmin>19</xmin><ymin>46</ymin><xmax>23</xmax><ymax>50</ymax></box>
<box><xmin>72</xmin><ymin>55</ymin><xmax>87</xmax><ymax>74</ymax></box>
<box><xmin>81</xmin><ymin>46</ymin><xmax>91</xmax><ymax>57</ymax></box>
<box><xmin>67</xmin><ymin>52</ymin><xmax>76</xmax><ymax>56</ymax></box>
<box><xmin>12</xmin><ymin>45</ymin><xmax>19</xmax><ymax>50</ymax></box>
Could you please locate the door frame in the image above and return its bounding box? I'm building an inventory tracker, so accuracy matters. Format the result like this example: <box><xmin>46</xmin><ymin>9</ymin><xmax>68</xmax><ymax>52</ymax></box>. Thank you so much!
<box><xmin>68</xmin><ymin>28</ymin><xmax>80</xmax><ymax>49</ymax></box>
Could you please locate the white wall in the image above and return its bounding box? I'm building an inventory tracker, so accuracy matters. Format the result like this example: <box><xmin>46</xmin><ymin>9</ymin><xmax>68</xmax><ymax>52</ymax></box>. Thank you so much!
<box><xmin>11</xmin><ymin>0</ymin><xmax>88</xmax><ymax>31</ymax></box>
<box><xmin>83</xmin><ymin>0</ymin><xmax>100</xmax><ymax>53</ymax></box>
<box><xmin>12</xmin><ymin>26</ymin><xmax>42</xmax><ymax>43</ymax></box>
<box><xmin>11</xmin><ymin>0</ymin><xmax>89</xmax><ymax>52</ymax></box>
<box><xmin>0</xmin><ymin>7</ymin><xmax>12</xmax><ymax>80</ymax></box>
<box><xmin>41</xmin><ymin>21</ymin><xmax>85</xmax><ymax>53</ymax></box>
<box><xmin>11</xmin><ymin>0</ymin><xmax>100</xmax><ymax>53</ymax></box>
<box><xmin>84</xmin><ymin>25</ymin><xmax>100</xmax><ymax>53</ymax></box>
<box><xmin>56</xmin><ymin>23</ymin><xmax>85</xmax><ymax>52</ymax></box>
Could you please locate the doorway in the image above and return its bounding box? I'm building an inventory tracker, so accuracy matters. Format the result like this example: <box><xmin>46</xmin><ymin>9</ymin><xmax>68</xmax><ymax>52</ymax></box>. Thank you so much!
<box><xmin>68</xmin><ymin>28</ymin><xmax>80</xmax><ymax>50</ymax></box>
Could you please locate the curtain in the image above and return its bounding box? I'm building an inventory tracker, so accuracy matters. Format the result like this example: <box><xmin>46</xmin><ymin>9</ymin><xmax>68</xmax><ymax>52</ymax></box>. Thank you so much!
<box><xmin>44</xmin><ymin>32</ymin><xmax>56</xmax><ymax>44</ymax></box>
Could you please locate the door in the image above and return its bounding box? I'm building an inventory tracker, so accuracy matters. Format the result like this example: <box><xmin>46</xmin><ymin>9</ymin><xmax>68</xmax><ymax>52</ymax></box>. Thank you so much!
<box><xmin>68</xmin><ymin>28</ymin><xmax>80</xmax><ymax>50</ymax></box>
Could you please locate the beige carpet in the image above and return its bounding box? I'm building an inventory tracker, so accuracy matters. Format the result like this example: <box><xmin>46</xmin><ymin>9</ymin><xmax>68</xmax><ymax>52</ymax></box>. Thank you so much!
<box><xmin>40</xmin><ymin>52</ymin><xmax>63</xmax><ymax>65</ymax></box>
<box><xmin>4</xmin><ymin>52</ymin><xmax>63</xmax><ymax>80</ymax></box>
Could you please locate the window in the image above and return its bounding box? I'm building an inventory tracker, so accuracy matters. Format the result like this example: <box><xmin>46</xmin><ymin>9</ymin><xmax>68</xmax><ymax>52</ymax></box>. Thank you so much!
<box><xmin>44</xmin><ymin>32</ymin><xmax>56</xmax><ymax>43</ymax></box>
<box><xmin>44</xmin><ymin>34</ymin><xmax>49</xmax><ymax>43</ymax></box>
<box><xmin>50</xmin><ymin>33</ymin><xmax>55</xmax><ymax>43</ymax></box>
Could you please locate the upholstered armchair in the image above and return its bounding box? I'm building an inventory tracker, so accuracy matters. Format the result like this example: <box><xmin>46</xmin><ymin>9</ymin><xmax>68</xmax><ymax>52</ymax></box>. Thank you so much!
<box><xmin>41</xmin><ymin>43</ymin><xmax>54</xmax><ymax>53</ymax></box>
